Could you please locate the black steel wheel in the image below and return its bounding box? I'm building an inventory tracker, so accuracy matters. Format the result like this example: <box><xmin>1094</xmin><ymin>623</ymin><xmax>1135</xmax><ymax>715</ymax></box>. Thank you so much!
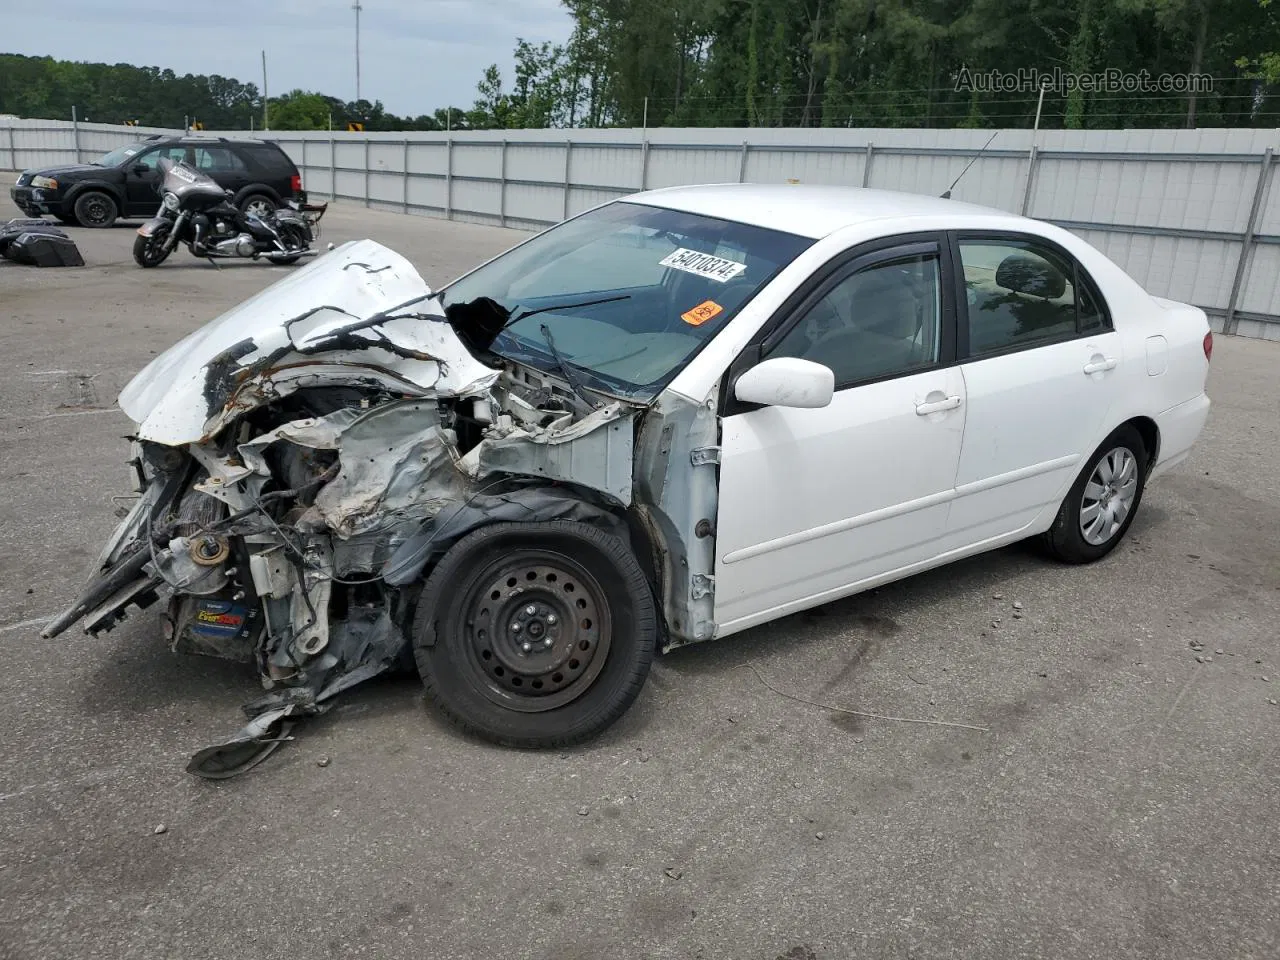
<box><xmin>412</xmin><ymin>520</ymin><xmax>657</xmax><ymax>747</ymax></box>
<box><xmin>73</xmin><ymin>190</ymin><xmax>117</xmax><ymax>228</ymax></box>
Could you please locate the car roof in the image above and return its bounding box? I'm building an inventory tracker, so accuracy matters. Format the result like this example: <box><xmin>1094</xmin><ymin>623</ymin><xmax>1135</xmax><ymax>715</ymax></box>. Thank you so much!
<box><xmin>623</xmin><ymin>183</ymin><xmax>1024</xmax><ymax>240</ymax></box>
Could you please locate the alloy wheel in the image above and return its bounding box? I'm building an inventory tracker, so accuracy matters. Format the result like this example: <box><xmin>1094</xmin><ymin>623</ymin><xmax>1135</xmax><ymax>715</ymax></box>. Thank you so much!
<box><xmin>1079</xmin><ymin>446</ymin><xmax>1139</xmax><ymax>545</ymax></box>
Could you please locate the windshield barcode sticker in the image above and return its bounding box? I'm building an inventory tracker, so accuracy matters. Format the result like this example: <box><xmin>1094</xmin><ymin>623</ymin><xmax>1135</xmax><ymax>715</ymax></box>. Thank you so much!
<box><xmin>660</xmin><ymin>248</ymin><xmax>747</xmax><ymax>283</ymax></box>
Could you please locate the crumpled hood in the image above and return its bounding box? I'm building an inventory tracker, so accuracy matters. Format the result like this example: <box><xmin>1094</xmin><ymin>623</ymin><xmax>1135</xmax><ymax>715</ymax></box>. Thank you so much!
<box><xmin>119</xmin><ymin>239</ymin><xmax>500</xmax><ymax>445</ymax></box>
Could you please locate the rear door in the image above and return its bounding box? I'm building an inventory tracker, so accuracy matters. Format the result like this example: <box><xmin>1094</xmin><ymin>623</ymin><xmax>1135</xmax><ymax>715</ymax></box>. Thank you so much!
<box><xmin>193</xmin><ymin>146</ymin><xmax>251</xmax><ymax>195</ymax></box>
<box><xmin>713</xmin><ymin>237</ymin><xmax>966</xmax><ymax>630</ymax></box>
<box><xmin>944</xmin><ymin>232</ymin><xmax>1124</xmax><ymax>548</ymax></box>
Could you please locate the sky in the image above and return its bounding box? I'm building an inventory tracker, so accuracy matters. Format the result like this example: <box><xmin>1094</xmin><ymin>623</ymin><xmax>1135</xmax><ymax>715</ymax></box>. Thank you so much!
<box><xmin>2</xmin><ymin>0</ymin><xmax>573</xmax><ymax>116</ymax></box>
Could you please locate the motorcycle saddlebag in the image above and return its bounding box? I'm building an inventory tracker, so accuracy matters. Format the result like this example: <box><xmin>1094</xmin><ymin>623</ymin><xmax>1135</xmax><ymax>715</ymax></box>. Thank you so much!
<box><xmin>3</xmin><ymin>230</ymin><xmax>85</xmax><ymax>267</ymax></box>
<box><xmin>0</xmin><ymin>218</ymin><xmax>64</xmax><ymax>254</ymax></box>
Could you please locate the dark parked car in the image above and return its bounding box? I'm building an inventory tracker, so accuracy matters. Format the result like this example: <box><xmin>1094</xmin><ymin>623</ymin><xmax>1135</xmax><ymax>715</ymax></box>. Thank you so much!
<box><xmin>10</xmin><ymin>136</ymin><xmax>306</xmax><ymax>228</ymax></box>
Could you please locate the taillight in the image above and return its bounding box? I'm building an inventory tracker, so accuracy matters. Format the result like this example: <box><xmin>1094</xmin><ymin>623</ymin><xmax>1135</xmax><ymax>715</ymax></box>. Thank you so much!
<box><xmin>290</xmin><ymin>173</ymin><xmax>302</xmax><ymax>194</ymax></box>
<box><xmin>1203</xmin><ymin>331</ymin><xmax>1213</xmax><ymax>362</ymax></box>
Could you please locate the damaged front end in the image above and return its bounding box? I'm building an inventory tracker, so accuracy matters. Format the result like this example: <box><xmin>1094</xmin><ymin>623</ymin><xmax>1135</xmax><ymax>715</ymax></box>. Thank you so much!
<box><xmin>45</xmin><ymin>239</ymin><xmax>664</xmax><ymax>777</ymax></box>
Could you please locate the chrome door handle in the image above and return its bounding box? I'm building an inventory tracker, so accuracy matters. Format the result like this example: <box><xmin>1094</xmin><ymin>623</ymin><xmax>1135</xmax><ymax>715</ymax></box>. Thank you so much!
<box><xmin>915</xmin><ymin>395</ymin><xmax>962</xmax><ymax>416</ymax></box>
<box><xmin>1083</xmin><ymin>357</ymin><xmax>1118</xmax><ymax>374</ymax></box>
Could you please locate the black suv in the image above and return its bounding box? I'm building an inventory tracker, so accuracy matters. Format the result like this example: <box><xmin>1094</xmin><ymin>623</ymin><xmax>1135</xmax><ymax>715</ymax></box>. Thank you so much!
<box><xmin>10</xmin><ymin>135</ymin><xmax>306</xmax><ymax>228</ymax></box>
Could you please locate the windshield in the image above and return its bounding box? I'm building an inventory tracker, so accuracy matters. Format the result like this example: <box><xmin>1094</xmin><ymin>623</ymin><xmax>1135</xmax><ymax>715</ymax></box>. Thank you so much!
<box><xmin>440</xmin><ymin>201</ymin><xmax>813</xmax><ymax>400</ymax></box>
<box><xmin>98</xmin><ymin>143</ymin><xmax>148</xmax><ymax>167</ymax></box>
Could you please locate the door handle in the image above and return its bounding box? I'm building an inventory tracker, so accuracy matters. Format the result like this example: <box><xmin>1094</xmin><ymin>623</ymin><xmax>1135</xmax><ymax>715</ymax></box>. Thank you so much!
<box><xmin>1083</xmin><ymin>357</ymin><xmax>1118</xmax><ymax>375</ymax></box>
<box><xmin>915</xmin><ymin>395</ymin><xmax>962</xmax><ymax>416</ymax></box>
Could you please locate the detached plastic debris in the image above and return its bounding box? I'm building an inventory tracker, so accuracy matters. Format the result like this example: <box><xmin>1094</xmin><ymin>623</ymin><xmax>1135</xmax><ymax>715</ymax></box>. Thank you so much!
<box><xmin>0</xmin><ymin>218</ymin><xmax>85</xmax><ymax>267</ymax></box>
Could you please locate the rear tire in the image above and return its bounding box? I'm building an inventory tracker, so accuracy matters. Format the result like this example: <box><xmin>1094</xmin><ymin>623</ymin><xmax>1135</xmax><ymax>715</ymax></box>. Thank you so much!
<box><xmin>73</xmin><ymin>191</ymin><xmax>117</xmax><ymax>228</ymax></box>
<box><xmin>132</xmin><ymin>227</ymin><xmax>172</xmax><ymax>267</ymax></box>
<box><xmin>412</xmin><ymin>520</ymin><xmax>656</xmax><ymax>748</ymax></box>
<box><xmin>1041</xmin><ymin>424</ymin><xmax>1148</xmax><ymax>564</ymax></box>
<box><xmin>266</xmin><ymin>222</ymin><xmax>307</xmax><ymax>265</ymax></box>
<box><xmin>239</xmin><ymin>193</ymin><xmax>276</xmax><ymax>220</ymax></box>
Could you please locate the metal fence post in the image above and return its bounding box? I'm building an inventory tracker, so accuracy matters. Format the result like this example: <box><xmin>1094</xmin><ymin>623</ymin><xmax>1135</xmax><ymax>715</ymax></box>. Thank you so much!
<box><xmin>1224</xmin><ymin>147</ymin><xmax>1274</xmax><ymax>336</ymax></box>
<box><xmin>499</xmin><ymin>139</ymin><xmax>508</xmax><ymax>228</ymax></box>
<box><xmin>1020</xmin><ymin>145</ymin><xmax>1040</xmax><ymax>216</ymax></box>
<box><xmin>402</xmin><ymin>139</ymin><xmax>410</xmax><ymax>214</ymax></box>
<box><xmin>563</xmin><ymin>139</ymin><xmax>572</xmax><ymax>220</ymax></box>
<box><xmin>861</xmin><ymin>143</ymin><xmax>874</xmax><ymax>187</ymax></box>
<box><xmin>738</xmin><ymin>141</ymin><xmax>749</xmax><ymax>182</ymax></box>
<box><xmin>329</xmin><ymin>129</ymin><xmax>336</xmax><ymax>200</ymax></box>
<box><xmin>5</xmin><ymin>124</ymin><xmax>15</xmax><ymax>170</ymax></box>
<box><xmin>72</xmin><ymin>106</ymin><xmax>81</xmax><ymax>163</ymax></box>
<box><xmin>446</xmin><ymin>138</ymin><xmax>454</xmax><ymax>220</ymax></box>
<box><xmin>640</xmin><ymin>139</ymin><xmax>649</xmax><ymax>190</ymax></box>
<box><xmin>364</xmin><ymin>138</ymin><xmax>371</xmax><ymax>208</ymax></box>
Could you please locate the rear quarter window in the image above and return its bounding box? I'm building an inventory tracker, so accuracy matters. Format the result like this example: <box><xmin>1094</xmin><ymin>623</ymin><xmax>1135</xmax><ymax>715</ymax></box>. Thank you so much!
<box><xmin>238</xmin><ymin>144</ymin><xmax>297</xmax><ymax>175</ymax></box>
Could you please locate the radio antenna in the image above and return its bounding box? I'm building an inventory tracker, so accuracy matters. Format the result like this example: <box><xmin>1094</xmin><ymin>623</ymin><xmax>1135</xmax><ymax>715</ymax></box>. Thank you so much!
<box><xmin>941</xmin><ymin>130</ymin><xmax>999</xmax><ymax>199</ymax></box>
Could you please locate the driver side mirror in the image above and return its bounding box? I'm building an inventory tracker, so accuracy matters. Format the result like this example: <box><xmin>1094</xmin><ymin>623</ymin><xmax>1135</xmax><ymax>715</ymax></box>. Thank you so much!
<box><xmin>734</xmin><ymin>357</ymin><xmax>834</xmax><ymax>409</ymax></box>
<box><xmin>132</xmin><ymin>163</ymin><xmax>150</xmax><ymax>175</ymax></box>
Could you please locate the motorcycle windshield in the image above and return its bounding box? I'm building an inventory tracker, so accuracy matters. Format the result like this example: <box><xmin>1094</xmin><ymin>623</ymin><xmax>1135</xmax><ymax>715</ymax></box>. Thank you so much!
<box><xmin>118</xmin><ymin>239</ymin><xmax>500</xmax><ymax>444</ymax></box>
<box><xmin>158</xmin><ymin>157</ymin><xmax>225</xmax><ymax>201</ymax></box>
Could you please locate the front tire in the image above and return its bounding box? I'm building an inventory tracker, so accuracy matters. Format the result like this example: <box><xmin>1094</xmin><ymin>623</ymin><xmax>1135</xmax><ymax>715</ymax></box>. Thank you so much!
<box><xmin>73</xmin><ymin>190</ymin><xmax>118</xmax><ymax>228</ymax></box>
<box><xmin>1042</xmin><ymin>424</ymin><xmax>1148</xmax><ymax>564</ymax></box>
<box><xmin>132</xmin><ymin>227</ymin><xmax>172</xmax><ymax>267</ymax></box>
<box><xmin>412</xmin><ymin>521</ymin><xmax>657</xmax><ymax>748</ymax></box>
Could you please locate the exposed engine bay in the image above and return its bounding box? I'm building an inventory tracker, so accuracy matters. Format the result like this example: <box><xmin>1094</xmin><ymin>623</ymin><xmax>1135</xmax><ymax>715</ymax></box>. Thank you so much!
<box><xmin>42</xmin><ymin>240</ymin><xmax>718</xmax><ymax>778</ymax></box>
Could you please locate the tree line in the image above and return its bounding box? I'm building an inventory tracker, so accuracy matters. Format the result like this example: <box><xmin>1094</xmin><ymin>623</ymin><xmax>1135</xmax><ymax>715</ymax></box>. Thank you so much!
<box><xmin>491</xmin><ymin>0</ymin><xmax>1280</xmax><ymax>129</ymax></box>
<box><xmin>3</xmin><ymin>2</ymin><xmax>1278</xmax><ymax>133</ymax></box>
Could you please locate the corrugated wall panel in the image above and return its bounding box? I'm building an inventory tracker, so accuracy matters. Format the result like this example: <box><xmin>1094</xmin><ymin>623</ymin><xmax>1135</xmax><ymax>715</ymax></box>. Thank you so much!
<box><xmin>452</xmin><ymin>143</ymin><xmax>502</xmax><ymax>180</ymax></box>
<box><xmin>505</xmin><ymin>182</ymin><xmax>564</xmax><ymax>225</ymax></box>
<box><xmin>452</xmin><ymin>179</ymin><xmax>501</xmax><ymax>217</ymax></box>
<box><xmin>870</xmin><ymin>154</ymin><xmax>1024</xmax><ymax>211</ymax></box>
<box><xmin>1066</xmin><ymin>228</ymin><xmax>1238</xmax><ymax>310</ymax></box>
<box><xmin>407</xmin><ymin>174</ymin><xmax>448</xmax><ymax>211</ymax></box>
<box><xmin>645</xmin><ymin>146</ymin><xmax>740</xmax><ymax>189</ymax></box>
<box><xmin>744</xmin><ymin>148</ymin><xmax>866</xmax><ymax>187</ymax></box>
<box><xmin>1255</xmin><ymin>165</ymin><xmax>1280</xmax><ymax>235</ymax></box>
<box><xmin>1239</xmin><ymin>245</ymin><xmax>1280</xmax><ymax>316</ymax></box>
<box><xmin>1034</xmin><ymin>158</ymin><xmax>1255</xmax><ymax>231</ymax></box>
<box><xmin>368</xmin><ymin>169</ymin><xmax>404</xmax><ymax>204</ymax></box>
<box><xmin>566</xmin><ymin>145</ymin><xmax>642</xmax><ymax>190</ymax></box>
<box><xmin>506</xmin><ymin>143</ymin><xmax>570</xmax><ymax>184</ymax></box>
<box><xmin>409</xmin><ymin>143</ymin><xmax>449</xmax><ymax>177</ymax></box>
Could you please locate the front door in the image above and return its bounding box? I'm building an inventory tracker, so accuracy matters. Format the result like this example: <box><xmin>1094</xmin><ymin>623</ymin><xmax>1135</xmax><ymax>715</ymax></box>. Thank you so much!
<box><xmin>713</xmin><ymin>240</ymin><xmax>966</xmax><ymax>632</ymax></box>
<box><xmin>944</xmin><ymin>234</ymin><xmax>1125</xmax><ymax>548</ymax></box>
<box><xmin>124</xmin><ymin>145</ymin><xmax>190</xmax><ymax>215</ymax></box>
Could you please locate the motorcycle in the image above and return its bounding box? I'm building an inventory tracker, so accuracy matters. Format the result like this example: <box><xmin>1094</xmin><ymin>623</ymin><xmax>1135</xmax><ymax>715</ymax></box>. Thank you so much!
<box><xmin>133</xmin><ymin>157</ymin><xmax>327</xmax><ymax>268</ymax></box>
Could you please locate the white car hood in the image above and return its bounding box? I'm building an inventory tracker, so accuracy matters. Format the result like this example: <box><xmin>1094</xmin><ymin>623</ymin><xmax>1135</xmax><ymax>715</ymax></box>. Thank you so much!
<box><xmin>119</xmin><ymin>239</ymin><xmax>500</xmax><ymax>445</ymax></box>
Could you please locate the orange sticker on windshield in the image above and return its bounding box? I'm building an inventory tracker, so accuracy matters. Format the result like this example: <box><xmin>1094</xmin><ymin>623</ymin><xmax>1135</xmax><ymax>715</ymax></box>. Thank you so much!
<box><xmin>682</xmin><ymin>300</ymin><xmax>724</xmax><ymax>327</ymax></box>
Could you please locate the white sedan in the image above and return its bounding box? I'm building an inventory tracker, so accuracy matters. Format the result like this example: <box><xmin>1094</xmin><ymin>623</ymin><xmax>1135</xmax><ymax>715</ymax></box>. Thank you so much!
<box><xmin>49</xmin><ymin>183</ymin><xmax>1212</xmax><ymax>767</ymax></box>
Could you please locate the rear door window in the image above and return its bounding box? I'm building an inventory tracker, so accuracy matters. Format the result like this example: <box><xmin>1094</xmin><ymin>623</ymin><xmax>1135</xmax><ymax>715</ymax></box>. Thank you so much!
<box><xmin>958</xmin><ymin>238</ymin><xmax>1109</xmax><ymax>357</ymax></box>
<box><xmin>193</xmin><ymin>147</ymin><xmax>248</xmax><ymax>173</ymax></box>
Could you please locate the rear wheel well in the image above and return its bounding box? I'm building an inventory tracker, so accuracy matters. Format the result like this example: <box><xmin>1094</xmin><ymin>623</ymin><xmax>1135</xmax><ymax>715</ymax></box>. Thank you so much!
<box><xmin>1124</xmin><ymin>416</ymin><xmax>1160</xmax><ymax>471</ymax></box>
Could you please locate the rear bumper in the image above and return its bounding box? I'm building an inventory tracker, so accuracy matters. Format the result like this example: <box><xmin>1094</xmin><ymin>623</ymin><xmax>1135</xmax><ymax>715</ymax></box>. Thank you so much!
<box><xmin>1149</xmin><ymin>392</ymin><xmax>1210</xmax><ymax>481</ymax></box>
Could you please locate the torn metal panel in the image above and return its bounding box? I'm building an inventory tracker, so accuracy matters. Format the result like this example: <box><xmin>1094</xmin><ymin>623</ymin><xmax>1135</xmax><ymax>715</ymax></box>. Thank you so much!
<box><xmin>117</xmin><ymin>239</ymin><xmax>500</xmax><ymax>445</ymax></box>
<box><xmin>382</xmin><ymin>484</ymin><xmax>631</xmax><ymax>587</ymax></box>
<box><xmin>632</xmin><ymin>389</ymin><xmax>722</xmax><ymax>649</ymax></box>
<box><xmin>464</xmin><ymin>402</ymin><xmax>637</xmax><ymax>506</ymax></box>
